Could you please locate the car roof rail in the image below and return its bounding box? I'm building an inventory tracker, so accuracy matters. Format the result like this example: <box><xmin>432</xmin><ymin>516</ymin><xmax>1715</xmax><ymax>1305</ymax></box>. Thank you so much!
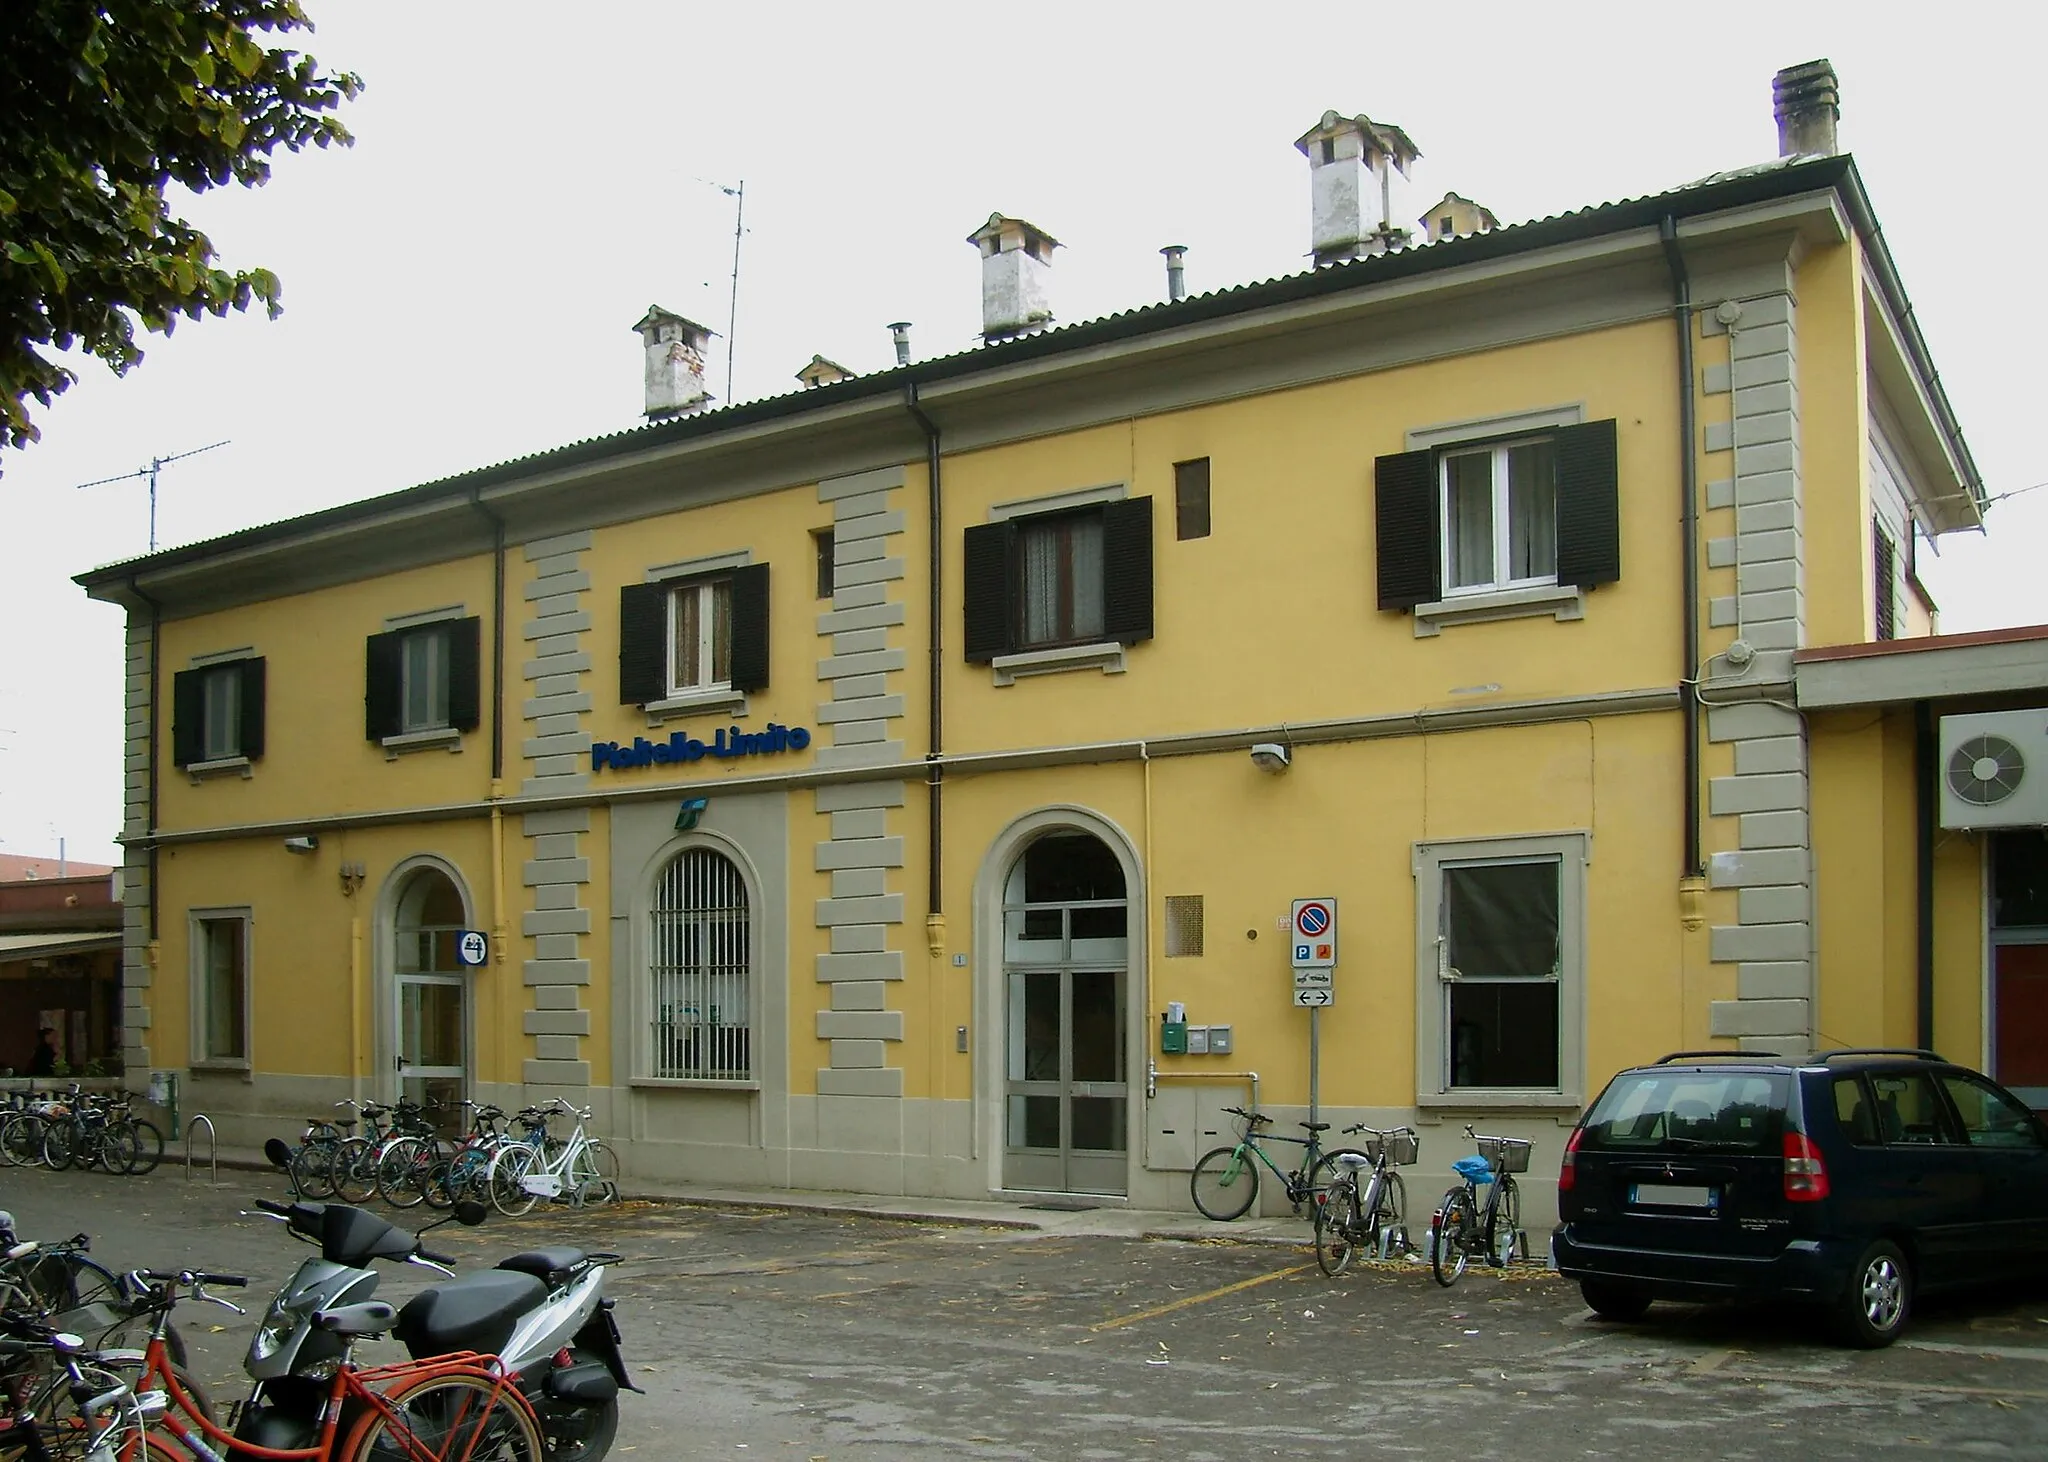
<box><xmin>1813</xmin><ymin>1047</ymin><xmax>1947</xmax><ymax>1064</ymax></box>
<box><xmin>1652</xmin><ymin>1049</ymin><xmax>1783</xmax><ymax>1064</ymax></box>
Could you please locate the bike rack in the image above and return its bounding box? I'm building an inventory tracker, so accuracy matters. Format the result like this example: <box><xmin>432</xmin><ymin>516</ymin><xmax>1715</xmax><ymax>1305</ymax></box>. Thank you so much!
<box><xmin>184</xmin><ymin>1113</ymin><xmax>218</xmax><ymax>1185</ymax></box>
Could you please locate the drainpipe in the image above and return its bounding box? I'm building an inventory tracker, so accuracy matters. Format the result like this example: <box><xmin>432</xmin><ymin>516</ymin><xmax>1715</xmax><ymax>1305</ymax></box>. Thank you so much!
<box><xmin>1914</xmin><ymin>701</ymin><xmax>1936</xmax><ymax>1049</ymax></box>
<box><xmin>468</xmin><ymin>490</ymin><xmax>510</xmax><ymax>968</ymax></box>
<box><xmin>904</xmin><ymin>384</ymin><xmax>945</xmax><ymax>955</ymax></box>
<box><xmin>1659</xmin><ymin>215</ymin><xmax>1704</xmax><ymax>879</ymax></box>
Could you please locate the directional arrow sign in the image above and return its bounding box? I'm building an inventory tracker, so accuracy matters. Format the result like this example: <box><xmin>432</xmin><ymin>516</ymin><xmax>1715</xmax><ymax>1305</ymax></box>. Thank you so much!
<box><xmin>1293</xmin><ymin>987</ymin><xmax>1334</xmax><ymax>1008</ymax></box>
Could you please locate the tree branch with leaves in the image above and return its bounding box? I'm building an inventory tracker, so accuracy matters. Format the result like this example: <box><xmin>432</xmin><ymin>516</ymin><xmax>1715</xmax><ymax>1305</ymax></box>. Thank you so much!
<box><xmin>0</xmin><ymin>1</ymin><xmax>361</xmax><ymax>461</ymax></box>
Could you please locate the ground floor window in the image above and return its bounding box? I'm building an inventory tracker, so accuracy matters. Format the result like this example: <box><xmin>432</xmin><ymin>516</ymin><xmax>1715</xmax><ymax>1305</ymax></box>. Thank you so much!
<box><xmin>190</xmin><ymin>909</ymin><xmax>251</xmax><ymax>1066</ymax></box>
<box><xmin>650</xmin><ymin>847</ymin><xmax>752</xmax><ymax>1081</ymax></box>
<box><xmin>1414</xmin><ymin>833</ymin><xmax>1585</xmax><ymax>1104</ymax></box>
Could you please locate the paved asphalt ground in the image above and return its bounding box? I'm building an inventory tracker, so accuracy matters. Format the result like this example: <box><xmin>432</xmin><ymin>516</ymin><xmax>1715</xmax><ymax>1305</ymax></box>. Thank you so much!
<box><xmin>5</xmin><ymin>1166</ymin><xmax>2048</xmax><ymax>1459</ymax></box>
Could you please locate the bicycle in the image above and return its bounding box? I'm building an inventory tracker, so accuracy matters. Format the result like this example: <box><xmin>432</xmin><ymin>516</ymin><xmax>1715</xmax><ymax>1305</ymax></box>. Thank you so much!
<box><xmin>0</xmin><ymin>1227</ymin><xmax>178</xmax><ymax>1367</ymax></box>
<box><xmin>0</xmin><ymin>1320</ymin><xmax>166</xmax><ymax>1462</ymax></box>
<box><xmin>370</xmin><ymin>1101</ymin><xmax>447</xmax><ymax>1210</ymax></box>
<box><xmin>1313</xmin><ymin>1124</ymin><xmax>1419</xmax><ymax>1276</ymax></box>
<box><xmin>1429</xmin><ymin>1125</ymin><xmax>1531</xmax><ymax>1287</ymax></box>
<box><xmin>1188</xmin><ymin>1106</ymin><xmax>1368</xmax><ymax>1222</ymax></box>
<box><xmin>114</xmin><ymin>1268</ymin><xmax>545</xmax><ymax>1462</ymax></box>
<box><xmin>484</xmin><ymin>1101</ymin><xmax>618</xmax><ymax>1217</ymax></box>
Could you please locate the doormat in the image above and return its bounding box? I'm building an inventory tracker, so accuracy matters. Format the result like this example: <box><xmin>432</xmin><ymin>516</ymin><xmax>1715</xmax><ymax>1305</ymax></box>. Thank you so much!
<box><xmin>1019</xmin><ymin>1199</ymin><xmax>1100</xmax><ymax>1212</ymax></box>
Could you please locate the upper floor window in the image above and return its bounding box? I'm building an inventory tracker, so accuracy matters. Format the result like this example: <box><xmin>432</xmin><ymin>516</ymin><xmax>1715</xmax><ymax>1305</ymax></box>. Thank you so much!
<box><xmin>365</xmin><ymin>616</ymin><xmax>481</xmax><ymax>746</ymax></box>
<box><xmin>962</xmin><ymin>497</ymin><xmax>1154</xmax><ymax>664</ymax></box>
<box><xmin>668</xmin><ymin>577</ymin><xmax>734</xmax><ymax>694</ymax></box>
<box><xmin>172</xmin><ymin>656</ymin><xmax>266</xmax><ymax>769</ymax></box>
<box><xmin>1872</xmin><ymin>519</ymin><xmax>1898</xmax><ymax>640</ymax></box>
<box><xmin>1442</xmin><ymin>438</ymin><xmax>1557</xmax><ymax>593</ymax></box>
<box><xmin>1376</xmin><ymin>418</ymin><xmax>1619</xmax><ymax>615</ymax></box>
<box><xmin>618</xmin><ymin>562</ymin><xmax>770</xmax><ymax>708</ymax></box>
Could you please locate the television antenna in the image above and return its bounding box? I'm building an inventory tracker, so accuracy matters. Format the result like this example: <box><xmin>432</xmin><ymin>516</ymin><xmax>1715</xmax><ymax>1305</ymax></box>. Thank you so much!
<box><xmin>73</xmin><ymin>439</ymin><xmax>231</xmax><ymax>552</ymax></box>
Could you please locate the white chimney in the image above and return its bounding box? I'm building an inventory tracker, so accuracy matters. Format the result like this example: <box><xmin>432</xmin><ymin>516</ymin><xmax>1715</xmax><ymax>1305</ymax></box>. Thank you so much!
<box><xmin>633</xmin><ymin>306</ymin><xmax>716</xmax><ymax>419</ymax></box>
<box><xmin>1294</xmin><ymin>111</ymin><xmax>1421</xmax><ymax>265</ymax></box>
<box><xmin>967</xmin><ymin>213</ymin><xmax>1059</xmax><ymax>341</ymax></box>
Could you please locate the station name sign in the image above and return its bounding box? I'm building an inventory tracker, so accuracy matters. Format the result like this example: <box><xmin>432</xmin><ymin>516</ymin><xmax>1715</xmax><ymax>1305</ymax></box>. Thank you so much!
<box><xmin>591</xmin><ymin>723</ymin><xmax>811</xmax><ymax>773</ymax></box>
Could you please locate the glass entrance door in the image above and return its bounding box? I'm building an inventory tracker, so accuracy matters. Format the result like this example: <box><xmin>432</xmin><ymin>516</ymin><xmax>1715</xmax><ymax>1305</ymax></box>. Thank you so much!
<box><xmin>1002</xmin><ymin>832</ymin><xmax>1129</xmax><ymax>1196</ymax></box>
<box><xmin>393</xmin><ymin>868</ymin><xmax>468</xmax><ymax>1126</ymax></box>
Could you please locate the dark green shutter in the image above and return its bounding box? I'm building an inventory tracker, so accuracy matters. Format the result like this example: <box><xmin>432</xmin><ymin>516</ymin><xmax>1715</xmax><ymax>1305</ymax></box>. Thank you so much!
<box><xmin>1101</xmin><ymin>496</ymin><xmax>1155</xmax><ymax>645</ymax></box>
<box><xmin>446</xmin><ymin>617</ymin><xmax>482</xmax><ymax>732</ymax></box>
<box><xmin>1375</xmin><ymin>449</ymin><xmax>1439</xmax><ymax>610</ymax></box>
<box><xmin>171</xmin><ymin>669</ymin><xmax>204</xmax><ymax>768</ymax></box>
<box><xmin>238</xmin><ymin>658</ymin><xmax>267</xmax><ymax>761</ymax></box>
<box><xmin>728</xmin><ymin>563</ymin><xmax>772</xmax><ymax>692</ymax></box>
<box><xmin>364</xmin><ymin>631</ymin><xmax>403</xmax><ymax>740</ymax></box>
<box><xmin>1554</xmin><ymin>418</ymin><xmax>1621</xmax><ymax>588</ymax></box>
<box><xmin>962</xmin><ymin>521</ymin><xmax>1018</xmax><ymax>662</ymax></box>
<box><xmin>618</xmin><ymin>582</ymin><xmax>669</xmax><ymax>705</ymax></box>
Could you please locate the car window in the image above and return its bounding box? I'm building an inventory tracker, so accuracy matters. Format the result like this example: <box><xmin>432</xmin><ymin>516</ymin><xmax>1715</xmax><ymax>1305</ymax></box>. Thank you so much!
<box><xmin>1577</xmin><ymin>1071</ymin><xmax>1786</xmax><ymax>1152</ymax></box>
<box><xmin>1940</xmin><ymin>1074</ymin><xmax>2046</xmax><ymax>1150</ymax></box>
<box><xmin>1833</xmin><ymin>1074</ymin><xmax>1880</xmax><ymax>1146</ymax></box>
<box><xmin>1867</xmin><ymin>1072</ymin><xmax>1959</xmax><ymax>1146</ymax></box>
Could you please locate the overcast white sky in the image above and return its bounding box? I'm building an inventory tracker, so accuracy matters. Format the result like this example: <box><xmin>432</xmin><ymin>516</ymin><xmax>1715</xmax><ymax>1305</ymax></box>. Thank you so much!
<box><xmin>3</xmin><ymin>1</ymin><xmax>2044</xmax><ymax>866</ymax></box>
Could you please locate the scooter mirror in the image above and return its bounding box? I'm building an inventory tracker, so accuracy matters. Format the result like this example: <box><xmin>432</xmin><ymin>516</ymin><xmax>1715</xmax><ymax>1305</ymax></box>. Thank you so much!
<box><xmin>453</xmin><ymin>1199</ymin><xmax>489</xmax><ymax>1227</ymax></box>
<box><xmin>263</xmin><ymin>1138</ymin><xmax>294</xmax><ymax>1171</ymax></box>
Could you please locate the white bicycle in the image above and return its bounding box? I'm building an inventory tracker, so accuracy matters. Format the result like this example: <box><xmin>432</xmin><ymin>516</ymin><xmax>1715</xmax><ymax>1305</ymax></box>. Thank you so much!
<box><xmin>484</xmin><ymin>1099</ymin><xmax>620</xmax><ymax>1216</ymax></box>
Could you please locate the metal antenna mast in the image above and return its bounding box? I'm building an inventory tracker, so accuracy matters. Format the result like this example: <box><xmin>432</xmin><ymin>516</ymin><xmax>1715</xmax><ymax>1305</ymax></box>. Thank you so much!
<box><xmin>722</xmin><ymin>180</ymin><xmax>745</xmax><ymax>404</ymax></box>
<box><xmin>73</xmin><ymin>439</ymin><xmax>230</xmax><ymax>552</ymax></box>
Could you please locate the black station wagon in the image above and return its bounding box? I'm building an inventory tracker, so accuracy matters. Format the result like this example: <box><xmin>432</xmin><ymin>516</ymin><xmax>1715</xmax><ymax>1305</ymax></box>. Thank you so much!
<box><xmin>1552</xmin><ymin>1049</ymin><xmax>2048</xmax><ymax>1346</ymax></box>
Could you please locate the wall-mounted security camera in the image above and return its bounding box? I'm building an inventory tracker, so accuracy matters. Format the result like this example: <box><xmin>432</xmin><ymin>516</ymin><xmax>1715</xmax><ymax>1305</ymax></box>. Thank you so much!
<box><xmin>1249</xmin><ymin>743</ymin><xmax>1291</xmax><ymax>774</ymax></box>
<box><xmin>283</xmin><ymin>834</ymin><xmax>320</xmax><ymax>855</ymax></box>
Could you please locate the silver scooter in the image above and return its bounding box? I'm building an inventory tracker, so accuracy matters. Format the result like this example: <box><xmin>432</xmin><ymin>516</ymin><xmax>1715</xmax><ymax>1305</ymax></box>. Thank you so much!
<box><xmin>239</xmin><ymin>1141</ymin><xmax>633</xmax><ymax>1462</ymax></box>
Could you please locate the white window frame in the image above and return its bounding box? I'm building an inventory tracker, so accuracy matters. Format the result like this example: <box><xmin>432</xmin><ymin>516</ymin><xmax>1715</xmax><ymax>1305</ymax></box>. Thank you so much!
<box><xmin>1413</xmin><ymin>832</ymin><xmax>1587</xmax><ymax>1110</ymax></box>
<box><xmin>399</xmin><ymin>625</ymin><xmax>451</xmax><ymax>734</ymax></box>
<box><xmin>200</xmin><ymin>664</ymin><xmax>242</xmax><ymax>762</ymax></box>
<box><xmin>189</xmin><ymin>906</ymin><xmax>253</xmax><ymax>1071</ymax></box>
<box><xmin>665</xmin><ymin>577</ymin><xmax>734</xmax><ymax>698</ymax></box>
<box><xmin>1438</xmin><ymin>436</ymin><xmax>1560</xmax><ymax>597</ymax></box>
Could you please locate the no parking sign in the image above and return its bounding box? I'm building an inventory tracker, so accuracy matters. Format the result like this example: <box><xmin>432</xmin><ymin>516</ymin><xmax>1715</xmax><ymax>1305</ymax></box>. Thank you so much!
<box><xmin>1290</xmin><ymin>899</ymin><xmax>1337</xmax><ymax>968</ymax></box>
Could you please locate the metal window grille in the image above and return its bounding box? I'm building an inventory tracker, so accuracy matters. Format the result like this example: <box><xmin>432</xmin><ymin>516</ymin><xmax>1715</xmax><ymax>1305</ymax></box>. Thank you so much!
<box><xmin>650</xmin><ymin>848</ymin><xmax>751</xmax><ymax>1080</ymax></box>
<box><xmin>1164</xmin><ymin>895</ymin><xmax>1204</xmax><ymax>957</ymax></box>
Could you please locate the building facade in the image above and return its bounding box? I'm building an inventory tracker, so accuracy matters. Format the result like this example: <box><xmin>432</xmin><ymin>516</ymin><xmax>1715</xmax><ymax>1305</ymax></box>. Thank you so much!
<box><xmin>79</xmin><ymin>72</ymin><xmax>2039</xmax><ymax>1226</ymax></box>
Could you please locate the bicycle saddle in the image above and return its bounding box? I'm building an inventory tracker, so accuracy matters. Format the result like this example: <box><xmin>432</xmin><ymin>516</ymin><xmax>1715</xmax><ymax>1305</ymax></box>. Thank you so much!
<box><xmin>1300</xmin><ymin>1121</ymin><xmax>1331</xmax><ymax>1132</ymax></box>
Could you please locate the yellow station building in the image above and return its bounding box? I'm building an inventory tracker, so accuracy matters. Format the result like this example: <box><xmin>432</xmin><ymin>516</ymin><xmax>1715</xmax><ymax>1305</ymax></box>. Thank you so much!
<box><xmin>76</xmin><ymin>64</ymin><xmax>2048</xmax><ymax>1226</ymax></box>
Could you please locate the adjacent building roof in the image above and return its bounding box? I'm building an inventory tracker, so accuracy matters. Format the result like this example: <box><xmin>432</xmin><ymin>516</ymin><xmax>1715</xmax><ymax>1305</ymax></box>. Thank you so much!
<box><xmin>1795</xmin><ymin>624</ymin><xmax>2048</xmax><ymax>708</ymax></box>
<box><xmin>0</xmin><ymin>854</ymin><xmax>114</xmax><ymax>882</ymax></box>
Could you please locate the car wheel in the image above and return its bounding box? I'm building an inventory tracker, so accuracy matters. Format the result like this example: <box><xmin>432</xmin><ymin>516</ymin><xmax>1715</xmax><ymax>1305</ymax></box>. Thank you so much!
<box><xmin>1832</xmin><ymin>1239</ymin><xmax>1911</xmax><ymax>1348</ymax></box>
<box><xmin>1580</xmin><ymin>1280</ymin><xmax>1652</xmax><ymax>1322</ymax></box>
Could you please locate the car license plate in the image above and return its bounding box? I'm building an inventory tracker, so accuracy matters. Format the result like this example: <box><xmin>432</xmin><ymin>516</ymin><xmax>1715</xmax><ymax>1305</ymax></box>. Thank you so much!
<box><xmin>1630</xmin><ymin>1183</ymin><xmax>1715</xmax><ymax>1209</ymax></box>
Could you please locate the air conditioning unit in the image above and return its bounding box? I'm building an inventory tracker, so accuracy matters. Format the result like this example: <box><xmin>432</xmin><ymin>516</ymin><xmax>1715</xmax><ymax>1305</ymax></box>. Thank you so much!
<box><xmin>1939</xmin><ymin>709</ymin><xmax>2048</xmax><ymax>830</ymax></box>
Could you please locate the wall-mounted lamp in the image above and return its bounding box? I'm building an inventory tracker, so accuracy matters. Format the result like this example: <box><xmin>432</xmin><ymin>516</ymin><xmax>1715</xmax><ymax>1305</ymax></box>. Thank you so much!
<box><xmin>283</xmin><ymin>834</ymin><xmax>320</xmax><ymax>855</ymax></box>
<box><xmin>1249</xmin><ymin>742</ymin><xmax>1291</xmax><ymax>774</ymax></box>
<box><xmin>339</xmin><ymin>861</ymin><xmax>367</xmax><ymax>897</ymax></box>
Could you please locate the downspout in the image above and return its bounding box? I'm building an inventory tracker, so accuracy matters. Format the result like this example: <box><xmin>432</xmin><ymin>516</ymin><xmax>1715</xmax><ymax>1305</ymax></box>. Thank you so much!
<box><xmin>467</xmin><ymin>490</ymin><xmax>511</xmax><ymax>972</ymax></box>
<box><xmin>1914</xmin><ymin>701</ymin><xmax>1936</xmax><ymax>1049</ymax></box>
<box><xmin>1659</xmin><ymin>216</ymin><xmax>1704</xmax><ymax>880</ymax></box>
<box><xmin>904</xmin><ymin>384</ymin><xmax>945</xmax><ymax>955</ymax></box>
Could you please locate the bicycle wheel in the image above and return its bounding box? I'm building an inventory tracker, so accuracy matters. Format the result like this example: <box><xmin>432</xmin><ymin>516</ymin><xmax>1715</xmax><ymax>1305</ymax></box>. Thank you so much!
<box><xmin>292</xmin><ymin>1140</ymin><xmax>339</xmax><ymax>1199</ymax></box>
<box><xmin>572</xmin><ymin>1141</ymin><xmax>620</xmax><ymax>1208</ymax></box>
<box><xmin>490</xmin><ymin>1146</ymin><xmax>540</xmax><ymax>1217</ymax></box>
<box><xmin>444</xmin><ymin>1146</ymin><xmax>493</xmax><ymax>1205</ymax></box>
<box><xmin>0</xmin><ymin>1110</ymin><xmax>23</xmax><ymax>1166</ymax></box>
<box><xmin>380</xmin><ymin>1138</ymin><xmax>431</xmax><ymax>1209</ymax></box>
<box><xmin>1490</xmin><ymin>1176</ymin><xmax>1523</xmax><ymax>1265</ymax></box>
<box><xmin>122</xmin><ymin>1119</ymin><xmax>165</xmax><ymax>1176</ymax></box>
<box><xmin>1432</xmin><ymin>1189</ymin><xmax>1474</xmax><ymax>1287</ymax></box>
<box><xmin>341</xmin><ymin>1370</ymin><xmax>544</xmax><ymax>1462</ymax></box>
<box><xmin>95</xmin><ymin>1124</ymin><xmax>142</xmax><ymax>1175</ymax></box>
<box><xmin>1314</xmin><ymin>1176</ymin><xmax>1361</xmax><ymax>1277</ymax></box>
<box><xmin>5</xmin><ymin>1112</ymin><xmax>49</xmax><ymax>1166</ymax></box>
<box><xmin>333</xmin><ymin>1137</ymin><xmax>380</xmax><ymax>1203</ymax></box>
<box><xmin>1362</xmin><ymin>1170</ymin><xmax>1409</xmax><ymax>1256</ymax></box>
<box><xmin>1189</xmin><ymin>1146</ymin><xmax>1259</xmax><ymax>1221</ymax></box>
<box><xmin>42</xmin><ymin>1116</ymin><xmax>81</xmax><ymax>1170</ymax></box>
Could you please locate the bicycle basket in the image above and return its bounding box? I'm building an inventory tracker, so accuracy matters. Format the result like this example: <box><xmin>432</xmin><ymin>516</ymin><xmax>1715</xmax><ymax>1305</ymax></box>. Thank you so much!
<box><xmin>1475</xmin><ymin>1136</ymin><xmax>1532</xmax><ymax>1174</ymax></box>
<box><xmin>1364</xmin><ymin>1130</ymin><xmax>1420</xmax><ymax>1166</ymax></box>
<box><xmin>1451</xmin><ymin>1155</ymin><xmax>1495</xmax><ymax>1184</ymax></box>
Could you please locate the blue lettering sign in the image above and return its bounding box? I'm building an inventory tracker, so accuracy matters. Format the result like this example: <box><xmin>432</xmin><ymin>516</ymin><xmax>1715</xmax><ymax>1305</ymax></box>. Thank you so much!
<box><xmin>590</xmin><ymin>722</ymin><xmax>813</xmax><ymax>774</ymax></box>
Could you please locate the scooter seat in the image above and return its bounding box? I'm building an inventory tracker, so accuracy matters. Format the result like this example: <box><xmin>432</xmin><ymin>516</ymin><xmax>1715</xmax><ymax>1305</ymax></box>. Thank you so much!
<box><xmin>393</xmin><ymin>1270</ymin><xmax>546</xmax><ymax>1360</ymax></box>
<box><xmin>495</xmin><ymin>1247</ymin><xmax>588</xmax><ymax>1284</ymax></box>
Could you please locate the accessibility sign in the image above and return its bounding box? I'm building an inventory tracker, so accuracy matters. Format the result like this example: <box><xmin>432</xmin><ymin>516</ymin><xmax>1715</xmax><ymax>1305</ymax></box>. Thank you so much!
<box><xmin>1290</xmin><ymin>899</ymin><xmax>1337</xmax><ymax>969</ymax></box>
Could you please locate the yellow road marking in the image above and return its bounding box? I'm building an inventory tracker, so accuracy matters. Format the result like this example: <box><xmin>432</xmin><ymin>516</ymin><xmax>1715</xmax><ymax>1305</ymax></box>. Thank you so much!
<box><xmin>1089</xmin><ymin>1263</ymin><xmax>1314</xmax><ymax>1331</ymax></box>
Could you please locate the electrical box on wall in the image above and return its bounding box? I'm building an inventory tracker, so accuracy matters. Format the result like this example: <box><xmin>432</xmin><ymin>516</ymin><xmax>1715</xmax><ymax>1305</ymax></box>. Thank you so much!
<box><xmin>1209</xmin><ymin>1025</ymin><xmax>1233</xmax><ymax>1055</ymax></box>
<box><xmin>1186</xmin><ymin>1026</ymin><xmax>1211</xmax><ymax>1055</ymax></box>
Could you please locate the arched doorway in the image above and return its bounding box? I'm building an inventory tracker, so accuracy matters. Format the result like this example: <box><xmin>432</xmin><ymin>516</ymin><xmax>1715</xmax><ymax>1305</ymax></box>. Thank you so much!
<box><xmin>392</xmin><ymin>865</ymin><xmax>469</xmax><ymax>1119</ymax></box>
<box><xmin>1002</xmin><ymin>830</ymin><xmax>1129</xmax><ymax>1196</ymax></box>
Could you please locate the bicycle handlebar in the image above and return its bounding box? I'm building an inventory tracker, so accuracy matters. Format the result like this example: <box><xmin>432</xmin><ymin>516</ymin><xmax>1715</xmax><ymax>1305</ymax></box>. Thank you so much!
<box><xmin>1221</xmin><ymin>1106</ymin><xmax>1271</xmax><ymax>1126</ymax></box>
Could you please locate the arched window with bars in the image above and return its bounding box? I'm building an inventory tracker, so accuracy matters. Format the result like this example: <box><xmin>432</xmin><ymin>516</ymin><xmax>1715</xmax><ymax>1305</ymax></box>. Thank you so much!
<box><xmin>649</xmin><ymin>847</ymin><xmax>752</xmax><ymax>1081</ymax></box>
